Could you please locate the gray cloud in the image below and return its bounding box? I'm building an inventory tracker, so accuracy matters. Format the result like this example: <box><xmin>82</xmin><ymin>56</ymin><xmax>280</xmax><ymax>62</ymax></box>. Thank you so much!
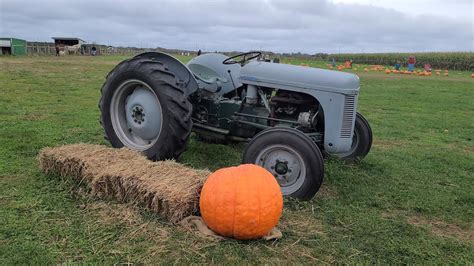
<box><xmin>0</xmin><ymin>0</ymin><xmax>472</xmax><ymax>53</ymax></box>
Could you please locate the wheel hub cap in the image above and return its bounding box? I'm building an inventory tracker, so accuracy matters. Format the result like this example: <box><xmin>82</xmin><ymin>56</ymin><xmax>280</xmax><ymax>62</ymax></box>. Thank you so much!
<box><xmin>110</xmin><ymin>79</ymin><xmax>163</xmax><ymax>151</ymax></box>
<box><xmin>131</xmin><ymin>106</ymin><xmax>145</xmax><ymax>124</ymax></box>
<box><xmin>255</xmin><ymin>144</ymin><xmax>306</xmax><ymax>195</ymax></box>
<box><xmin>124</xmin><ymin>87</ymin><xmax>162</xmax><ymax>142</ymax></box>
<box><xmin>275</xmin><ymin>161</ymin><xmax>288</xmax><ymax>175</ymax></box>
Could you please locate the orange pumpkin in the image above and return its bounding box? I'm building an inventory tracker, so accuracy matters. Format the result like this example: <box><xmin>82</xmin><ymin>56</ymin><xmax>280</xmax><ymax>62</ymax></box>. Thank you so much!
<box><xmin>200</xmin><ymin>164</ymin><xmax>283</xmax><ymax>240</ymax></box>
<box><xmin>471</xmin><ymin>74</ymin><xmax>474</xmax><ymax>78</ymax></box>
<box><xmin>385</xmin><ymin>69</ymin><xmax>391</xmax><ymax>74</ymax></box>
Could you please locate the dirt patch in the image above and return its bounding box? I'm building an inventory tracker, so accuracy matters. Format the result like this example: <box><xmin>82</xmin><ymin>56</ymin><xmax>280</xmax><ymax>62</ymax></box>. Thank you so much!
<box><xmin>383</xmin><ymin>210</ymin><xmax>473</xmax><ymax>242</ymax></box>
<box><xmin>0</xmin><ymin>195</ymin><xmax>12</xmax><ymax>205</ymax></box>
<box><xmin>463</xmin><ymin>146</ymin><xmax>474</xmax><ymax>154</ymax></box>
<box><xmin>315</xmin><ymin>184</ymin><xmax>338</xmax><ymax>198</ymax></box>
<box><xmin>447</xmin><ymin>143</ymin><xmax>474</xmax><ymax>154</ymax></box>
<box><xmin>38</xmin><ymin>144</ymin><xmax>210</xmax><ymax>223</ymax></box>
<box><xmin>458</xmin><ymin>145</ymin><xmax>474</xmax><ymax>154</ymax></box>
<box><xmin>85</xmin><ymin>202</ymin><xmax>145</xmax><ymax>226</ymax></box>
<box><xmin>21</xmin><ymin>113</ymin><xmax>49</xmax><ymax>121</ymax></box>
<box><xmin>280</xmin><ymin>211</ymin><xmax>326</xmax><ymax>238</ymax></box>
<box><xmin>373</xmin><ymin>139</ymin><xmax>407</xmax><ymax>149</ymax></box>
<box><xmin>407</xmin><ymin>215</ymin><xmax>473</xmax><ymax>242</ymax></box>
<box><xmin>86</xmin><ymin>202</ymin><xmax>171</xmax><ymax>238</ymax></box>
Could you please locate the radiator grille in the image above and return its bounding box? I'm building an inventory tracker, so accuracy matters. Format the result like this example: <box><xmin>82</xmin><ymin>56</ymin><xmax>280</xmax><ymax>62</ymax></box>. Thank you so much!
<box><xmin>341</xmin><ymin>95</ymin><xmax>356</xmax><ymax>138</ymax></box>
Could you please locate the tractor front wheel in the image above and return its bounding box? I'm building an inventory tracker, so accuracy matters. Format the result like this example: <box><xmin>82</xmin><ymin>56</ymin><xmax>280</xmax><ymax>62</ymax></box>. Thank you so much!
<box><xmin>242</xmin><ymin>127</ymin><xmax>324</xmax><ymax>200</ymax></box>
<box><xmin>337</xmin><ymin>112</ymin><xmax>372</xmax><ymax>161</ymax></box>
<box><xmin>99</xmin><ymin>57</ymin><xmax>193</xmax><ymax>160</ymax></box>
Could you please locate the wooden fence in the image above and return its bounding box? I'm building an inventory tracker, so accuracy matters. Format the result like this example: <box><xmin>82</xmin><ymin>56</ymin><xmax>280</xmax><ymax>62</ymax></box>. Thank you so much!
<box><xmin>25</xmin><ymin>42</ymin><xmax>179</xmax><ymax>56</ymax></box>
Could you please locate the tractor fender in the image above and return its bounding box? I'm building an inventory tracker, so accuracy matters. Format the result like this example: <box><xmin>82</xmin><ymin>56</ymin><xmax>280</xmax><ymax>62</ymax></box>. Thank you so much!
<box><xmin>186</xmin><ymin>53</ymin><xmax>243</xmax><ymax>96</ymax></box>
<box><xmin>134</xmin><ymin>52</ymin><xmax>198</xmax><ymax>96</ymax></box>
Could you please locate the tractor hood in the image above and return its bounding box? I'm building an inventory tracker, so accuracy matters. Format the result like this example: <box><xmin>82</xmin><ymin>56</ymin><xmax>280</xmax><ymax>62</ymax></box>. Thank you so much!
<box><xmin>239</xmin><ymin>61</ymin><xmax>359</xmax><ymax>94</ymax></box>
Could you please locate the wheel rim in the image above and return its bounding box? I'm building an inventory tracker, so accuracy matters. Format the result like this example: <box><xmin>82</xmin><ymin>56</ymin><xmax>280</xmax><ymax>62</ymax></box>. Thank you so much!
<box><xmin>255</xmin><ymin>144</ymin><xmax>306</xmax><ymax>195</ymax></box>
<box><xmin>110</xmin><ymin>79</ymin><xmax>163</xmax><ymax>151</ymax></box>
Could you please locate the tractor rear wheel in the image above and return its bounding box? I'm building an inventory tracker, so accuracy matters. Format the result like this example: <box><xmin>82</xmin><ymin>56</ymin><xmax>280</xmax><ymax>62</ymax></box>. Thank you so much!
<box><xmin>242</xmin><ymin>127</ymin><xmax>324</xmax><ymax>200</ymax></box>
<box><xmin>99</xmin><ymin>57</ymin><xmax>193</xmax><ymax>160</ymax></box>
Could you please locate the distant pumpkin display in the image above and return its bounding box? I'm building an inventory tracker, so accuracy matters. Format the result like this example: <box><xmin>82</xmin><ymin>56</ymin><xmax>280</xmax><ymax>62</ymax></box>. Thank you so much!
<box><xmin>199</xmin><ymin>164</ymin><xmax>283</xmax><ymax>240</ymax></box>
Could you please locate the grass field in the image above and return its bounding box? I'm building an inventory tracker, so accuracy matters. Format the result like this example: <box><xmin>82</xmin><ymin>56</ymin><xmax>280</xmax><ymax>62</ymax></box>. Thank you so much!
<box><xmin>1</xmin><ymin>55</ymin><xmax>473</xmax><ymax>264</ymax></box>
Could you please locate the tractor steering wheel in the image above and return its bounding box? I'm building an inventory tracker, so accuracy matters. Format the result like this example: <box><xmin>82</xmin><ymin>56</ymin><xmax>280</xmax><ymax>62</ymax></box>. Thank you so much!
<box><xmin>222</xmin><ymin>51</ymin><xmax>262</xmax><ymax>65</ymax></box>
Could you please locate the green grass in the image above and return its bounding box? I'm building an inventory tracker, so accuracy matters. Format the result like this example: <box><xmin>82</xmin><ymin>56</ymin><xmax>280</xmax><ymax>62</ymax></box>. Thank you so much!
<box><xmin>1</xmin><ymin>55</ymin><xmax>473</xmax><ymax>264</ymax></box>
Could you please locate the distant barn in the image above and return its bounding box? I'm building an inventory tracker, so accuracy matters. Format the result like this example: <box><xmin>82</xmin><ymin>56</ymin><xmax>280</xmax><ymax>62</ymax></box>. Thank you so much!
<box><xmin>0</xmin><ymin>37</ymin><xmax>27</xmax><ymax>55</ymax></box>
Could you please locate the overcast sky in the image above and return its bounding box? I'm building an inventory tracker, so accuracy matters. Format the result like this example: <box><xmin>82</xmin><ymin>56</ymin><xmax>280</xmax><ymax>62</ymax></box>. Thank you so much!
<box><xmin>0</xmin><ymin>0</ymin><xmax>473</xmax><ymax>53</ymax></box>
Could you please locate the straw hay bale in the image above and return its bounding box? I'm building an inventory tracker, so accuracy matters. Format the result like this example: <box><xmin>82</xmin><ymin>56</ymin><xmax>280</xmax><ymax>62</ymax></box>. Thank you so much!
<box><xmin>38</xmin><ymin>144</ymin><xmax>210</xmax><ymax>223</ymax></box>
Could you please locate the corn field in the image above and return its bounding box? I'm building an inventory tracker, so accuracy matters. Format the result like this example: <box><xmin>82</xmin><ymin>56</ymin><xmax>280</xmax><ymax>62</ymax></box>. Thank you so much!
<box><xmin>330</xmin><ymin>52</ymin><xmax>474</xmax><ymax>71</ymax></box>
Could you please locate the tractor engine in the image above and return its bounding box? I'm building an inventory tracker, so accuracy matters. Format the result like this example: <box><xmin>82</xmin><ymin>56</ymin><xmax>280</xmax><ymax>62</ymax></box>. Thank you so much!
<box><xmin>191</xmin><ymin>85</ymin><xmax>322</xmax><ymax>140</ymax></box>
<box><xmin>269</xmin><ymin>90</ymin><xmax>320</xmax><ymax>130</ymax></box>
<box><xmin>231</xmin><ymin>85</ymin><xmax>322</xmax><ymax>138</ymax></box>
<box><xmin>242</xmin><ymin>85</ymin><xmax>320</xmax><ymax>130</ymax></box>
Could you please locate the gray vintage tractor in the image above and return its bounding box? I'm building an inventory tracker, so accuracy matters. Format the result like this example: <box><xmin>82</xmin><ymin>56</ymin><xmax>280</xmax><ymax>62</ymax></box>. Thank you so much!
<box><xmin>99</xmin><ymin>51</ymin><xmax>372</xmax><ymax>200</ymax></box>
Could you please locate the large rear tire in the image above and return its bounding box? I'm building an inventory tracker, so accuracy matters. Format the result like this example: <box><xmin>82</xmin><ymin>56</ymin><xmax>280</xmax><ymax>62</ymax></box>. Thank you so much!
<box><xmin>99</xmin><ymin>57</ymin><xmax>193</xmax><ymax>160</ymax></box>
<box><xmin>242</xmin><ymin>127</ymin><xmax>324</xmax><ymax>200</ymax></box>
